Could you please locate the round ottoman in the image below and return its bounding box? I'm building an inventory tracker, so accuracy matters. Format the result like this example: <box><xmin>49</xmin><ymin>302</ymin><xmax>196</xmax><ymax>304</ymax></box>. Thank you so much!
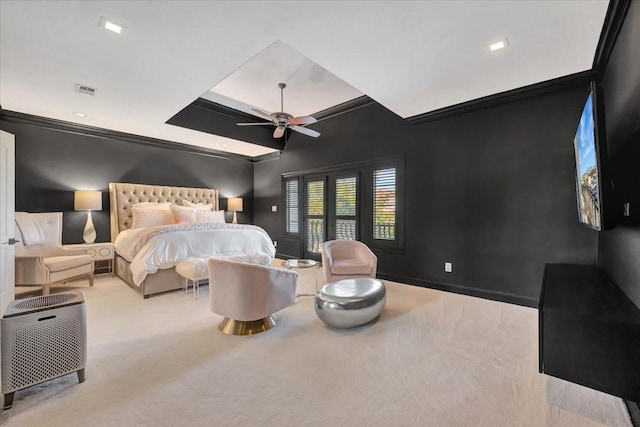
<box><xmin>315</xmin><ymin>278</ymin><xmax>386</xmax><ymax>328</ymax></box>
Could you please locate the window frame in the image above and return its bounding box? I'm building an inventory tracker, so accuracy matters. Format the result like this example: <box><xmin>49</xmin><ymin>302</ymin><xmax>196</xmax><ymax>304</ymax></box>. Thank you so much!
<box><xmin>303</xmin><ymin>174</ymin><xmax>327</xmax><ymax>259</ymax></box>
<box><xmin>282</xmin><ymin>155</ymin><xmax>404</xmax><ymax>253</ymax></box>
<box><xmin>330</xmin><ymin>171</ymin><xmax>360</xmax><ymax>242</ymax></box>
<box><xmin>364</xmin><ymin>158</ymin><xmax>405</xmax><ymax>250</ymax></box>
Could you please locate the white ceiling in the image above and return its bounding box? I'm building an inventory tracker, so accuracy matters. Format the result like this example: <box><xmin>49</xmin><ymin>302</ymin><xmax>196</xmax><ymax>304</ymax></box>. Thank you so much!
<box><xmin>202</xmin><ymin>41</ymin><xmax>364</xmax><ymax>119</ymax></box>
<box><xmin>0</xmin><ymin>1</ymin><xmax>609</xmax><ymax>158</ymax></box>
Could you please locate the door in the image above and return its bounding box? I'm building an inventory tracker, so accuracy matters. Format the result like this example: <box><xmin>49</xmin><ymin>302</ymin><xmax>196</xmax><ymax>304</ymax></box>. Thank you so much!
<box><xmin>303</xmin><ymin>176</ymin><xmax>326</xmax><ymax>259</ymax></box>
<box><xmin>0</xmin><ymin>130</ymin><xmax>16</xmax><ymax>315</ymax></box>
<box><xmin>302</xmin><ymin>172</ymin><xmax>360</xmax><ymax>259</ymax></box>
<box><xmin>332</xmin><ymin>173</ymin><xmax>359</xmax><ymax>241</ymax></box>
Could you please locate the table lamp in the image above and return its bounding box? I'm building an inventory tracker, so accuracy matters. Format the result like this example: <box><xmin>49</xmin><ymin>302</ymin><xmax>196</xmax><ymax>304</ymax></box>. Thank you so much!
<box><xmin>74</xmin><ymin>190</ymin><xmax>102</xmax><ymax>243</ymax></box>
<box><xmin>228</xmin><ymin>198</ymin><xmax>243</xmax><ymax>224</ymax></box>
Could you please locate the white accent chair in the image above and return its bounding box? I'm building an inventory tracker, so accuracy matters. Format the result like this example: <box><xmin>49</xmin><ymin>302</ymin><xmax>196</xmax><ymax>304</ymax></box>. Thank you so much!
<box><xmin>15</xmin><ymin>212</ymin><xmax>94</xmax><ymax>295</ymax></box>
<box><xmin>208</xmin><ymin>258</ymin><xmax>297</xmax><ymax>335</ymax></box>
<box><xmin>321</xmin><ymin>240</ymin><xmax>377</xmax><ymax>284</ymax></box>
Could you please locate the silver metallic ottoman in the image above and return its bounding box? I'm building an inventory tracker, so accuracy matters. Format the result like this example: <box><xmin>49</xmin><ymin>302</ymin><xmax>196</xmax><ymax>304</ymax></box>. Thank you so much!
<box><xmin>315</xmin><ymin>278</ymin><xmax>386</xmax><ymax>328</ymax></box>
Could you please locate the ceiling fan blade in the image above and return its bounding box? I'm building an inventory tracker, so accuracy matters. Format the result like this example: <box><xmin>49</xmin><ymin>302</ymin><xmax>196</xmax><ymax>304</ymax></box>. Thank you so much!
<box><xmin>237</xmin><ymin>122</ymin><xmax>274</xmax><ymax>126</ymax></box>
<box><xmin>289</xmin><ymin>115</ymin><xmax>317</xmax><ymax>125</ymax></box>
<box><xmin>290</xmin><ymin>125</ymin><xmax>320</xmax><ymax>138</ymax></box>
<box><xmin>273</xmin><ymin>125</ymin><xmax>285</xmax><ymax>138</ymax></box>
<box><xmin>251</xmin><ymin>108</ymin><xmax>275</xmax><ymax>122</ymax></box>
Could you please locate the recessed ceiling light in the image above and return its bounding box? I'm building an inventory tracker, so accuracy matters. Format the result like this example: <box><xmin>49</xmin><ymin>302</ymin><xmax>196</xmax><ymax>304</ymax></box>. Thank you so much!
<box><xmin>73</xmin><ymin>112</ymin><xmax>87</xmax><ymax>118</ymax></box>
<box><xmin>489</xmin><ymin>38</ymin><xmax>509</xmax><ymax>52</ymax></box>
<box><xmin>222</xmin><ymin>144</ymin><xmax>229</xmax><ymax>147</ymax></box>
<box><xmin>490</xmin><ymin>41</ymin><xmax>505</xmax><ymax>51</ymax></box>
<box><xmin>99</xmin><ymin>16</ymin><xmax>126</xmax><ymax>34</ymax></box>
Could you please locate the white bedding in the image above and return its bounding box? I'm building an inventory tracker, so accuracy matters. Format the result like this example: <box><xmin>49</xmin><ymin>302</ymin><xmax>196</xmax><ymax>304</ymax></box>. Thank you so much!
<box><xmin>114</xmin><ymin>223</ymin><xmax>276</xmax><ymax>286</ymax></box>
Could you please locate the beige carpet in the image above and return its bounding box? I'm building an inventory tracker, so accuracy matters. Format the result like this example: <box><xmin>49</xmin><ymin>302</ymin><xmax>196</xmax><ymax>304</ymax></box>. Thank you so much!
<box><xmin>1</xmin><ymin>263</ymin><xmax>632</xmax><ymax>427</ymax></box>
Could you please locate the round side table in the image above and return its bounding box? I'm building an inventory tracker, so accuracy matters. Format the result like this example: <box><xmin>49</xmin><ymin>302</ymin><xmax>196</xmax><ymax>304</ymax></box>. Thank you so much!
<box><xmin>281</xmin><ymin>259</ymin><xmax>320</xmax><ymax>297</ymax></box>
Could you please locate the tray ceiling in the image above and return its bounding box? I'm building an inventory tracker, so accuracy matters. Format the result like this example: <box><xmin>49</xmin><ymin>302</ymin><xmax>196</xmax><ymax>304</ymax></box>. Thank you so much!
<box><xmin>0</xmin><ymin>1</ymin><xmax>609</xmax><ymax>157</ymax></box>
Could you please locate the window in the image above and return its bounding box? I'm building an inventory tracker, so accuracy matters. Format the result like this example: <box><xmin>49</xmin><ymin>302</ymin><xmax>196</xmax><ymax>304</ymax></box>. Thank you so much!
<box><xmin>366</xmin><ymin>158</ymin><xmax>404</xmax><ymax>250</ymax></box>
<box><xmin>306</xmin><ymin>178</ymin><xmax>325</xmax><ymax>253</ymax></box>
<box><xmin>285</xmin><ymin>178</ymin><xmax>299</xmax><ymax>233</ymax></box>
<box><xmin>335</xmin><ymin>175</ymin><xmax>357</xmax><ymax>240</ymax></box>
<box><xmin>372</xmin><ymin>168</ymin><xmax>396</xmax><ymax>241</ymax></box>
<box><xmin>282</xmin><ymin>155</ymin><xmax>403</xmax><ymax>254</ymax></box>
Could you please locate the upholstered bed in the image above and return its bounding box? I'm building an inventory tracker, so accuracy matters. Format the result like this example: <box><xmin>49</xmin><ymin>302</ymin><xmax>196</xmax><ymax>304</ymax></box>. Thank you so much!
<box><xmin>109</xmin><ymin>182</ymin><xmax>274</xmax><ymax>298</ymax></box>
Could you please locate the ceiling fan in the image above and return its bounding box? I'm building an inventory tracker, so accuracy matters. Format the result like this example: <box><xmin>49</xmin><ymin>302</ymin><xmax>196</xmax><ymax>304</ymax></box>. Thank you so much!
<box><xmin>237</xmin><ymin>83</ymin><xmax>320</xmax><ymax>139</ymax></box>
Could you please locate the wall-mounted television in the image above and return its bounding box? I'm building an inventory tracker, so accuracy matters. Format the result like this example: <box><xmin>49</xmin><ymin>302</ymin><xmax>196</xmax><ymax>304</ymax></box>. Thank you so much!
<box><xmin>573</xmin><ymin>82</ymin><xmax>613</xmax><ymax>231</ymax></box>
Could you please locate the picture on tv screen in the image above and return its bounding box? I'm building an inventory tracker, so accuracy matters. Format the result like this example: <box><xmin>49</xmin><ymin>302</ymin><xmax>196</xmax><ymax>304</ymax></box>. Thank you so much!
<box><xmin>574</xmin><ymin>92</ymin><xmax>601</xmax><ymax>230</ymax></box>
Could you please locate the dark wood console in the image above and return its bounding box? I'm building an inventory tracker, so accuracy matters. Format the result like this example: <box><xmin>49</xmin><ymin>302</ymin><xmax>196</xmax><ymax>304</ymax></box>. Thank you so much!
<box><xmin>539</xmin><ymin>263</ymin><xmax>640</xmax><ymax>402</ymax></box>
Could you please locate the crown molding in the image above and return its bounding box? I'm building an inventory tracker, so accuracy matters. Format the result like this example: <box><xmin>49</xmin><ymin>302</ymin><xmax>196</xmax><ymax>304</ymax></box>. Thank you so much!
<box><xmin>191</xmin><ymin>98</ymin><xmax>265</xmax><ymax>122</ymax></box>
<box><xmin>593</xmin><ymin>0</ymin><xmax>632</xmax><ymax>76</ymax></box>
<box><xmin>252</xmin><ymin>151</ymin><xmax>282</xmax><ymax>163</ymax></box>
<box><xmin>312</xmin><ymin>95</ymin><xmax>377</xmax><ymax>122</ymax></box>
<box><xmin>407</xmin><ymin>0</ymin><xmax>631</xmax><ymax>126</ymax></box>
<box><xmin>0</xmin><ymin>109</ymin><xmax>254</xmax><ymax>162</ymax></box>
<box><xmin>406</xmin><ymin>70</ymin><xmax>596</xmax><ymax>126</ymax></box>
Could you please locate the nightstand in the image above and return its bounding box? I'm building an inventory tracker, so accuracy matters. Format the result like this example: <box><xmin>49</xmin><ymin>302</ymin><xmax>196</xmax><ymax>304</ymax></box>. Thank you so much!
<box><xmin>65</xmin><ymin>242</ymin><xmax>114</xmax><ymax>275</ymax></box>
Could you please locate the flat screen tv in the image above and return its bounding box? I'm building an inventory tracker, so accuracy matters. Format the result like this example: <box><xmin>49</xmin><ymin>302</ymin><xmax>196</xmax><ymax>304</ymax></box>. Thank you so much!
<box><xmin>573</xmin><ymin>82</ymin><xmax>612</xmax><ymax>231</ymax></box>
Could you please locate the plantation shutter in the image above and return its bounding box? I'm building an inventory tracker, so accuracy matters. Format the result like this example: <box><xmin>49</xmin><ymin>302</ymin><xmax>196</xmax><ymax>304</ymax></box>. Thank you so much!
<box><xmin>335</xmin><ymin>176</ymin><xmax>357</xmax><ymax>240</ymax></box>
<box><xmin>306</xmin><ymin>180</ymin><xmax>325</xmax><ymax>252</ymax></box>
<box><xmin>373</xmin><ymin>167</ymin><xmax>396</xmax><ymax>240</ymax></box>
<box><xmin>285</xmin><ymin>179</ymin><xmax>299</xmax><ymax>233</ymax></box>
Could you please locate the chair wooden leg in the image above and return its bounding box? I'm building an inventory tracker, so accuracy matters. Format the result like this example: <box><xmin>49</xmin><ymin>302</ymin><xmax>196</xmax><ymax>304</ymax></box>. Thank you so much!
<box><xmin>43</xmin><ymin>284</ymin><xmax>50</xmax><ymax>295</ymax></box>
<box><xmin>89</xmin><ymin>273</ymin><xmax>94</xmax><ymax>286</ymax></box>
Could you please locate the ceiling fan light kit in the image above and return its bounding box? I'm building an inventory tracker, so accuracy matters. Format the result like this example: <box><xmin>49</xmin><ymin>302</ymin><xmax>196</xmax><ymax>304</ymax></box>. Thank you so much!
<box><xmin>237</xmin><ymin>83</ymin><xmax>321</xmax><ymax>139</ymax></box>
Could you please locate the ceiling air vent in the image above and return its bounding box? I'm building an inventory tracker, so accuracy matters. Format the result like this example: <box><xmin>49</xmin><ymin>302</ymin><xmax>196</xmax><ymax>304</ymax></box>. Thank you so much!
<box><xmin>75</xmin><ymin>84</ymin><xmax>97</xmax><ymax>96</ymax></box>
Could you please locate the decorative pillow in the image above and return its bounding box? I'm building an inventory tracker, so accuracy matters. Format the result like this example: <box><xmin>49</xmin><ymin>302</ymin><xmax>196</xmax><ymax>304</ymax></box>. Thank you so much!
<box><xmin>182</xmin><ymin>200</ymin><xmax>214</xmax><ymax>211</ymax></box>
<box><xmin>131</xmin><ymin>206</ymin><xmax>174</xmax><ymax>229</ymax></box>
<box><xmin>132</xmin><ymin>202</ymin><xmax>172</xmax><ymax>210</ymax></box>
<box><xmin>196</xmin><ymin>209</ymin><xmax>226</xmax><ymax>224</ymax></box>
<box><xmin>170</xmin><ymin>204</ymin><xmax>197</xmax><ymax>224</ymax></box>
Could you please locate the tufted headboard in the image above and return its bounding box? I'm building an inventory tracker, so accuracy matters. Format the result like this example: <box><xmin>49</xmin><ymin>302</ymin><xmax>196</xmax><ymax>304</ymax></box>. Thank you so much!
<box><xmin>108</xmin><ymin>182</ymin><xmax>219</xmax><ymax>242</ymax></box>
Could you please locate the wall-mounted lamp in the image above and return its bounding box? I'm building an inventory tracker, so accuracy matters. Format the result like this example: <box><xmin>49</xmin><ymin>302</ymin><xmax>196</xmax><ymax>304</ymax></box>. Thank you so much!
<box><xmin>227</xmin><ymin>198</ymin><xmax>243</xmax><ymax>224</ymax></box>
<box><xmin>74</xmin><ymin>190</ymin><xmax>102</xmax><ymax>243</ymax></box>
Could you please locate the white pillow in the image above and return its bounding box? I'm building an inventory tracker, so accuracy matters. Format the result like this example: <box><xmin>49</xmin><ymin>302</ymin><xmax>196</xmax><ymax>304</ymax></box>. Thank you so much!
<box><xmin>131</xmin><ymin>206</ymin><xmax>174</xmax><ymax>229</ymax></box>
<box><xmin>196</xmin><ymin>209</ymin><xmax>226</xmax><ymax>224</ymax></box>
<box><xmin>182</xmin><ymin>200</ymin><xmax>214</xmax><ymax>211</ymax></box>
<box><xmin>170</xmin><ymin>204</ymin><xmax>197</xmax><ymax>224</ymax></box>
<box><xmin>132</xmin><ymin>202</ymin><xmax>172</xmax><ymax>210</ymax></box>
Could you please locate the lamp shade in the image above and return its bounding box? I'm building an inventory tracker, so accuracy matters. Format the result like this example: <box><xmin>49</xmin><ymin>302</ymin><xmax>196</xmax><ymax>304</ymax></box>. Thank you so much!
<box><xmin>227</xmin><ymin>198</ymin><xmax>243</xmax><ymax>212</ymax></box>
<box><xmin>74</xmin><ymin>190</ymin><xmax>102</xmax><ymax>211</ymax></box>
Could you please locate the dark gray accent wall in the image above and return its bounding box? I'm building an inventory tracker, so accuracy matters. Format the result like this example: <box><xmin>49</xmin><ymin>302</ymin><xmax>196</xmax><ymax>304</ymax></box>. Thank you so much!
<box><xmin>0</xmin><ymin>119</ymin><xmax>254</xmax><ymax>244</ymax></box>
<box><xmin>254</xmin><ymin>85</ymin><xmax>598</xmax><ymax>306</ymax></box>
<box><xmin>598</xmin><ymin>0</ymin><xmax>640</xmax><ymax>308</ymax></box>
